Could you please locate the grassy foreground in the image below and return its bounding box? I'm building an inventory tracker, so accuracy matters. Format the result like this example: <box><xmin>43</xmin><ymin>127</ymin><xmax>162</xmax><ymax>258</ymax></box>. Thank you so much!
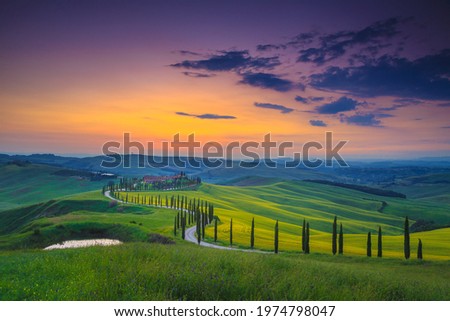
<box><xmin>1</xmin><ymin>242</ymin><xmax>449</xmax><ymax>301</ymax></box>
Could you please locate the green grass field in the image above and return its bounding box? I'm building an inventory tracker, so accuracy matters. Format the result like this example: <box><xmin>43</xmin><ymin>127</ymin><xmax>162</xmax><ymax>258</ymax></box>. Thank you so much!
<box><xmin>0</xmin><ymin>190</ymin><xmax>176</xmax><ymax>250</ymax></box>
<box><xmin>118</xmin><ymin>181</ymin><xmax>450</xmax><ymax>260</ymax></box>
<box><xmin>1</xmin><ymin>242</ymin><xmax>449</xmax><ymax>300</ymax></box>
<box><xmin>0</xmin><ymin>163</ymin><xmax>108</xmax><ymax>211</ymax></box>
<box><xmin>0</xmin><ymin>167</ymin><xmax>449</xmax><ymax>300</ymax></box>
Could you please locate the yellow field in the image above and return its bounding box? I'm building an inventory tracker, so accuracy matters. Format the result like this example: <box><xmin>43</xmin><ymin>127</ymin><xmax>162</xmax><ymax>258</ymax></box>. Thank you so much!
<box><xmin>118</xmin><ymin>181</ymin><xmax>450</xmax><ymax>260</ymax></box>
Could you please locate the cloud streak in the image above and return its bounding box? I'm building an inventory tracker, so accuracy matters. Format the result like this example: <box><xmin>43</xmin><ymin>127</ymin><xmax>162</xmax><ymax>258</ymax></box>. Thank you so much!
<box><xmin>295</xmin><ymin>95</ymin><xmax>325</xmax><ymax>104</ymax></box>
<box><xmin>175</xmin><ymin>112</ymin><xmax>236</xmax><ymax>119</ymax></box>
<box><xmin>171</xmin><ymin>50</ymin><xmax>280</xmax><ymax>72</ymax></box>
<box><xmin>315</xmin><ymin>96</ymin><xmax>359</xmax><ymax>114</ymax></box>
<box><xmin>340</xmin><ymin>112</ymin><xmax>393</xmax><ymax>127</ymax></box>
<box><xmin>309</xmin><ymin>120</ymin><xmax>327</xmax><ymax>127</ymax></box>
<box><xmin>240</xmin><ymin>72</ymin><xmax>297</xmax><ymax>92</ymax></box>
<box><xmin>182</xmin><ymin>71</ymin><xmax>215</xmax><ymax>78</ymax></box>
<box><xmin>296</xmin><ymin>17</ymin><xmax>407</xmax><ymax>65</ymax></box>
<box><xmin>254</xmin><ymin>102</ymin><xmax>294</xmax><ymax>114</ymax></box>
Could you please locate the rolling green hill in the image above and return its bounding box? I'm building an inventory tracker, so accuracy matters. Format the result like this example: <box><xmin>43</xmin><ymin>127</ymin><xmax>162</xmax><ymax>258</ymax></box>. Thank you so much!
<box><xmin>118</xmin><ymin>181</ymin><xmax>450</xmax><ymax>260</ymax></box>
<box><xmin>387</xmin><ymin>172</ymin><xmax>450</xmax><ymax>204</ymax></box>
<box><xmin>0</xmin><ymin>191</ymin><xmax>176</xmax><ymax>250</ymax></box>
<box><xmin>0</xmin><ymin>178</ymin><xmax>449</xmax><ymax>300</ymax></box>
<box><xmin>0</xmin><ymin>163</ymin><xmax>111</xmax><ymax>211</ymax></box>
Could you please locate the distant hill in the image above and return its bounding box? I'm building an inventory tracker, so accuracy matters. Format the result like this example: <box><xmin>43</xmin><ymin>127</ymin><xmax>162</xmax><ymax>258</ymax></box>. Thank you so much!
<box><xmin>0</xmin><ymin>163</ymin><xmax>110</xmax><ymax>210</ymax></box>
<box><xmin>1</xmin><ymin>153</ymin><xmax>450</xmax><ymax>194</ymax></box>
<box><xmin>304</xmin><ymin>179</ymin><xmax>407</xmax><ymax>198</ymax></box>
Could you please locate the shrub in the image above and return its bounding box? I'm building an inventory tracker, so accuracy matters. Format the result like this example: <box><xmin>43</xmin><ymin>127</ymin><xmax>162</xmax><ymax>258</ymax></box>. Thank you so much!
<box><xmin>147</xmin><ymin>233</ymin><xmax>175</xmax><ymax>245</ymax></box>
<box><xmin>109</xmin><ymin>200</ymin><xmax>118</xmax><ymax>208</ymax></box>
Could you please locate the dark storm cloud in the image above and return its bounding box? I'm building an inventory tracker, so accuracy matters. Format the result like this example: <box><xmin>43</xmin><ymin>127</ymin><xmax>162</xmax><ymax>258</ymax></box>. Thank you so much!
<box><xmin>175</xmin><ymin>112</ymin><xmax>236</xmax><ymax>119</ymax></box>
<box><xmin>254</xmin><ymin>102</ymin><xmax>294</xmax><ymax>114</ymax></box>
<box><xmin>315</xmin><ymin>96</ymin><xmax>359</xmax><ymax>114</ymax></box>
<box><xmin>240</xmin><ymin>72</ymin><xmax>297</xmax><ymax>92</ymax></box>
<box><xmin>309</xmin><ymin>120</ymin><xmax>327</xmax><ymax>127</ymax></box>
<box><xmin>310</xmin><ymin>50</ymin><xmax>450</xmax><ymax>100</ymax></box>
<box><xmin>297</xmin><ymin>17</ymin><xmax>407</xmax><ymax>65</ymax></box>
<box><xmin>171</xmin><ymin>50</ymin><xmax>280</xmax><ymax>72</ymax></box>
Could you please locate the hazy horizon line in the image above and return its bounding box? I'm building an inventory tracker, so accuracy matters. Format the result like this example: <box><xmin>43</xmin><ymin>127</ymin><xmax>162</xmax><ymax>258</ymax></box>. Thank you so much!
<box><xmin>2</xmin><ymin>151</ymin><xmax>450</xmax><ymax>163</ymax></box>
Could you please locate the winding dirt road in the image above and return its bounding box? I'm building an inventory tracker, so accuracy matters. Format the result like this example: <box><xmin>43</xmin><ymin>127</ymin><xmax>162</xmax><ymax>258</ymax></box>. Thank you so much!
<box><xmin>104</xmin><ymin>190</ymin><xmax>270</xmax><ymax>253</ymax></box>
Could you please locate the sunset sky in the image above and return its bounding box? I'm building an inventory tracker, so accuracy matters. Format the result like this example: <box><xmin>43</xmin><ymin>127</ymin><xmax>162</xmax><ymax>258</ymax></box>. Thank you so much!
<box><xmin>1</xmin><ymin>0</ymin><xmax>449</xmax><ymax>159</ymax></box>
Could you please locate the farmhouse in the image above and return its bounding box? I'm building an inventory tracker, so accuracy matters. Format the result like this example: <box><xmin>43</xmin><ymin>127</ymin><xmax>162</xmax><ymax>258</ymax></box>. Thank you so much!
<box><xmin>143</xmin><ymin>174</ymin><xmax>182</xmax><ymax>183</ymax></box>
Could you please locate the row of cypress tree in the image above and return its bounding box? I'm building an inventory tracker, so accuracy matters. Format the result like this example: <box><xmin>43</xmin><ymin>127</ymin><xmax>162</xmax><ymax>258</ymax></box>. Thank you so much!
<box><xmin>109</xmin><ymin>190</ymin><xmax>424</xmax><ymax>259</ymax></box>
<box><xmin>104</xmin><ymin>174</ymin><xmax>200</xmax><ymax>193</ymax></box>
<box><xmin>210</xmin><ymin>215</ymin><xmax>423</xmax><ymax>259</ymax></box>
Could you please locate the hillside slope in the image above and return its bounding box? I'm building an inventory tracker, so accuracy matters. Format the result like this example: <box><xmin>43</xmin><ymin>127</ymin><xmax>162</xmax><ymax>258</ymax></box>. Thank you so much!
<box><xmin>119</xmin><ymin>181</ymin><xmax>450</xmax><ymax>259</ymax></box>
<box><xmin>0</xmin><ymin>163</ymin><xmax>109</xmax><ymax>210</ymax></box>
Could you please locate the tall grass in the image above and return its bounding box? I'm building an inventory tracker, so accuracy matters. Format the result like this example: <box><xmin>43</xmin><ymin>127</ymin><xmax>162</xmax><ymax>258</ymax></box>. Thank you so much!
<box><xmin>0</xmin><ymin>243</ymin><xmax>448</xmax><ymax>300</ymax></box>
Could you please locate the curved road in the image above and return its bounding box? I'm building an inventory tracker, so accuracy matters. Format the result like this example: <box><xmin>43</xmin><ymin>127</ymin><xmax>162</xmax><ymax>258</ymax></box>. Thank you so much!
<box><xmin>104</xmin><ymin>190</ymin><xmax>270</xmax><ymax>253</ymax></box>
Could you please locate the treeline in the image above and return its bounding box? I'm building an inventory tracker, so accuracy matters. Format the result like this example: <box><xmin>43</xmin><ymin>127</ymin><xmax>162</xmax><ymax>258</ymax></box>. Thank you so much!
<box><xmin>104</xmin><ymin>173</ymin><xmax>201</xmax><ymax>192</ymax></box>
<box><xmin>330</xmin><ymin>216</ymin><xmax>422</xmax><ymax>260</ymax></box>
<box><xmin>212</xmin><ymin>215</ymin><xmax>424</xmax><ymax>260</ymax></box>
<box><xmin>109</xmin><ymin>189</ymin><xmax>215</xmax><ymax>243</ymax></box>
<box><xmin>55</xmin><ymin>169</ymin><xmax>117</xmax><ymax>181</ymax></box>
<box><xmin>304</xmin><ymin>179</ymin><xmax>406</xmax><ymax>198</ymax></box>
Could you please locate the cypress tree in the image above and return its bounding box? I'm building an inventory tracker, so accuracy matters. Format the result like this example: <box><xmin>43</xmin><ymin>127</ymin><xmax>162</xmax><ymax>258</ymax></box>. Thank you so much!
<box><xmin>367</xmin><ymin>232</ymin><xmax>372</xmax><ymax>257</ymax></box>
<box><xmin>250</xmin><ymin>217</ymin><xmax>255</xmax><ymax>249</ymax></box>
<box><xmin>332</xmin><ymin>216</ymin><xmax>337</xmax><ymax>255</ymax></box>
<box><xmin>302</xmin><ymin>219</ymin><xmax>306</xmax><ymax>252</ymax></box>
<box><xmin>338</xmin><ymin>223</ymin><xmax>343</xmax><ymax>254</ymax></box>
<box><xmin>177</xmin><ymin>212</ymin><xmax>181</xmax><ymax>229</ymax></box>
<box><xmin>181</xmin><ymin>214</ymin><xmax>186</xmax><ymax>240</ymax></box>
<box><xmin>202</xmin><ymin>213</ymin><xmax>205</xmax><ymax>240</ymax></box>
<box><xmin>230</xmin><ymin>218</ymin><xmax>233</xmax><ymax>246</ymax></box>
<box><xmin>305</xmin><ymin>222</ymin><xmax>310</xmax><ymax>254</ymax></box>
<box><xmin>274</xmin><ymin>220</ymin><xmax>279</xmax><ymax>254</ymax></box>
<box><xmin>377</xmin><ymin>226</ymin><xmax>382</xmax><ymax>258</ymax></box>
<box><xmin>196</xmin><ymin>211</ymin><xmax>201</xmax><ymax>244</ymax></box>
<box><xmin>214</xmin><ymin>218</ymin><xmax>218</xmax><ymax>242</ymax></box>
<box><xmin>404</xmin><ymin>216</ymin><xmax>410</xmax><ymax>259</ymax></box>
<box><xmin>174</xmin><ymin>215</ymin><xmax>177</xmax><ymax>236</ymax></box>
<box><xmin>417</xmin><ymin>239</ymin><xmax>423</xmax><ymax>260</ymax></box>
<box><xmin>209</xmin><ymin>205</ymin><xmax>214</xmax><ymax>223</ymax></box>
